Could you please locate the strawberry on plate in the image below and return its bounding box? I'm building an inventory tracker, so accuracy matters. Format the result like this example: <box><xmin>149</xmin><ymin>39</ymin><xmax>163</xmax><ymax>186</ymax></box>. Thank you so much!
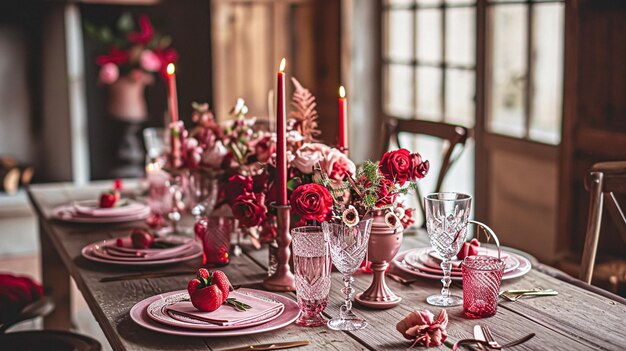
<box><xmin>187</xmin><ymin>269</ymin><xmax>240</xmax><ymax>312</ymax></box>
<box><xmin>130</xmin><ymin>228</ymin><xmax>154</xmax><ymax>249</ymax></box>
<box><xmin>99</xmin><ymin>190</ymin><xmax>120</xmax><ymax>208</ymax></box>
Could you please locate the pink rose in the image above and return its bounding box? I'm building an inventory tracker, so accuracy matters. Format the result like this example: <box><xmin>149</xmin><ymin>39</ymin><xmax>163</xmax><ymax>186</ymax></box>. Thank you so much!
<box><xmin>99</xmin><ymin>63</ymin><xmax>119</xmax><ymax>84</ymax></box>
<box><xmin>201</xmin><ymin>141</ymin><xmax>228</xmax><ymax>168</ymax></box>
<box><xmin>140</xmin><ymin>50</ymin><xmax>161</xmax><ymax>72</ymax></box>
<box><xmin>292</xmin><ymin>143</ymin><xmax>330</xmax><ymax>174</ymax></box>
<box><xmin>321</xmin><ymin>148</ymin><xmax>356</xmax><ymax>181</ymax></box>
<box><xmin>396</xmin><ymin>309</ymin><xmax>448</xmax><ymax>348</ymax></box>
<box><xmin>252</xmin><ymin>134</ymin><xmax>275</xmax><ymax>163</ymax></box>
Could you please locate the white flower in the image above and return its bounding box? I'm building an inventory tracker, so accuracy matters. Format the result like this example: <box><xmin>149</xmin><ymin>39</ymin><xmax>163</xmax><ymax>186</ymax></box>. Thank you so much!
<box><xmin>291</xmin><ymin>143</ymin><xmax>330</xmax><ymax>174</ymax></box>
<box><xmin>202</xmin><ymin>140</ymin><xmax>228</xmax><ymax>168</ymax></box>
<box><xmin>385</xmin><ymin>212</ymin><xmax>401</xmax><ymax>229</ymax></box>
<box><xmin>342</xmin><ymin>205</ymin><xmax>360</xmax><ymax>227</ymax></box>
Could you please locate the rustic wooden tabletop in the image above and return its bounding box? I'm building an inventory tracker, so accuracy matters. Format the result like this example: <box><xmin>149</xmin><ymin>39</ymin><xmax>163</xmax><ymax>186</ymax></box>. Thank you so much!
<box><xmin>27</xmin><ymin>182</ymin><xmax>626</xmax><ymax>351</ymax></box>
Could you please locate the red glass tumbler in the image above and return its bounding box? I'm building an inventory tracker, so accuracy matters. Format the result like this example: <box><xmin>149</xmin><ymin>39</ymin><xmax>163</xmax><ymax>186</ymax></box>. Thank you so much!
<box><xmin>195</xmin><ymin>216</ymin><xmax>235</xmax><ymax>267</ymax></box>
<box><xmin>462</xmin><ymin>255</ymin><xmax>505</xmax><ymax>319</ymax></box>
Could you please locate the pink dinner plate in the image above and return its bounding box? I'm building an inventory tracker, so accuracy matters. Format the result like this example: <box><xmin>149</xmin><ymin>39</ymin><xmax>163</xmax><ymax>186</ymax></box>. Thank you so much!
<box><xmin>73</xmin><ymin>200</ymin><xmax>148</xmax><ymax>217</ymax></box>
<box><xmin>146</xmin><ymin>290</ymin><xmax>285</xmax><ymax>331</ymax></box>
<box><xmin>130</xmin><ymin>289</ymin><xmax>300</xmax><ymax>337</ymax></box>
<box><xmin>393</xmin><ymin>248</ymin><xmax>531</xmax><ymax>281</ymax></box>
<box><xmin>89</xmin><ymin>237</ymin><xmax>197</xmax><ymax>262</ymax></box>
<box><xmin>405</xmin><ymin>248</ymin><xmax>520</xmax><ymax>275</ymax></box>
<box><xmin>53</xmin><ymin>205</ymin><xmax>150</xmax><ymax>223</ymax></box>
<box><xmin>82</xmin><ymin>240</ymin><xmax>202</xmax><ymax>266</ymax></box>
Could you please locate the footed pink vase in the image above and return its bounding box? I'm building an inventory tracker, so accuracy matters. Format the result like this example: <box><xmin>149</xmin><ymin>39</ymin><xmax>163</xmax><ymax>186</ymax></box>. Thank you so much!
<box><xmin>355</xmin><ymin>213</ymin><xmax>403</xmax><ymax>309</ymax></box>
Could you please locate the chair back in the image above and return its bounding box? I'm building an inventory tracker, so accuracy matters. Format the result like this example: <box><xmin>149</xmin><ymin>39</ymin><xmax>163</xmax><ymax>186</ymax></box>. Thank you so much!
<box><xmin>580</xmin><ymin>161</ymin><xmax>626</xmax><ymax>283</ymax></box>
<box><xmin>381</xmin><ymin>116</ymin><xmax>470</xmax><ymax>225</ymax></box>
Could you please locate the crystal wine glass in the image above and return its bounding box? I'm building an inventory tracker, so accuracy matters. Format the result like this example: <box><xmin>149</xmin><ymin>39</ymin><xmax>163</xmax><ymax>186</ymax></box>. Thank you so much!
<box><xmin>322</xmin><ymin>219</ymin><xmax>373</xmax><ymax>331</ymax></box>
<box><xmin>424</xmin><ymin>192</ymin><xmax>472</xmax><ymax>307</ymax></box>
<box><xmin>292</xmin><ymin>226</ymin><xmax>331</xmax><ymax>327</ymax></box>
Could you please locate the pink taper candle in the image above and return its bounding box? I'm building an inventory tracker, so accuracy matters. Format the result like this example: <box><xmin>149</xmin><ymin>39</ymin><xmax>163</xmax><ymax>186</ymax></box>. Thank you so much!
<box><xmin>338</xmin><ymin>85</ymin><xmax>348</xmax><ymax>152</ymax></box>
<box><xmin>166</xmin><ymin>63</ymin><xmax>179</xmax><ymax>122</ymax></box>
<box><xmin>276</xmin><ymin>58</ymin><xmax>287</xmax><ymax>205</ymax></box>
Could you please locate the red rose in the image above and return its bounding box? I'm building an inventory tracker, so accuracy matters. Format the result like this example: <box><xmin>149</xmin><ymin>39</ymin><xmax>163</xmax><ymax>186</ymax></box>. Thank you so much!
<box><xmin>375</xmin><ymin>178</ymin><xmax>397</xmax><ymax>207</ymax></box>
<box><xmin>252</xmin><ymin>172</ymin><xmax>269</xmax><ymax>193</ymax></box>
<box><xmin>290</xmin><ymin>183</ymin><xmax>334</xmax><ymax>222</ymax></box>
<box><xmin>232</xmin><ymin>193</ymin><xmax>267</xmax><ymax>228</ymax></box>
<box><xmin>128</xmin><ymin>15</ymin><xmax>154</xmax><ymax>45</ymax></box>
<box><xmin>222</xmin><ymin>175</ymin><xmax>253</xmax><ymax>205</ymax></box>
<box><xmin>253</xmin><ymin>135</ymin><xmax>275</xmax><ymax>163</ymax></box>
<box><xmin>409</xmin><ymin>152</ymin><xmax>429</xmax><ymax>180</ymax></box>
<box><xmin>379</xmin><ymin>149</ymin><xmax>412</xmax><ymax>186</ymax></box>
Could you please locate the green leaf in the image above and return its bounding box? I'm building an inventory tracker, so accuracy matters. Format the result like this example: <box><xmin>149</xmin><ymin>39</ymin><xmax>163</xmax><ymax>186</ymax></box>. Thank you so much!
<box><xmin>99</xmin><ymin>27</ymin><xmax>114</xmax><ymax>44</ymax></box>
<box><xmin>117</xmin><ymin>13</ymin><xmax>134</xmax><ymax>33</ymax></box>
<box><xmin>159</xmin><ymin>35</ymin><xmax>172</xmax><ymax>49</ymax></box>
<box><xmin>287</xmin><ymin>178</ymin><xmax>301</xmax><ymax>191</ymax></box>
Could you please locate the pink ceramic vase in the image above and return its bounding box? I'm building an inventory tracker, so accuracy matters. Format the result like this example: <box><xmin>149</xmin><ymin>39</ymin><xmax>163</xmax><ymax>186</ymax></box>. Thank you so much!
<box><xmin>355</xmin><ymin>212</ymin><xmax>403</xmax><ymax>309</ymax></box>
<box><xmin>107</xmin><ymin>73</ymin><xmax>152</xmax><ymax>122</ymax></box>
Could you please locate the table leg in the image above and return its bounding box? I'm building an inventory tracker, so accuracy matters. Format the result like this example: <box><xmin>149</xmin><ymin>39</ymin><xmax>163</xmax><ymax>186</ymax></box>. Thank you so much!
<box><xmin>40</xmin><ymin>221</ymin><xmax>72</xmax><ymax>330</ymax></box>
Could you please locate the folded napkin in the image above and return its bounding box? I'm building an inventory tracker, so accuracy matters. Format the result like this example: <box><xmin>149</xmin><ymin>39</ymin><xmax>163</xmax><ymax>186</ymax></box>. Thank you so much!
<box><xmin>166</xmin><ymin>292</ymin><xmax>283</xmax><ymax>326</ymax></box>
<box><xmin>0</xmin><ymin>274</ymin><xmax>43</xmax><ymax>323</ymax></box>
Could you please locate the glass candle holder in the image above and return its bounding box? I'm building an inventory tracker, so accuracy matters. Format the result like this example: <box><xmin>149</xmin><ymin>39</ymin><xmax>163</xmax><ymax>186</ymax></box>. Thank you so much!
<box><xmin>195</xmin><ymin>216</ymin><xmax>235</xmax><ymax>267</ymax></box>
<box><xmin>462</xmin><ymin>255</ymin><xmax>505</xmax><ymax>319</ymax></box>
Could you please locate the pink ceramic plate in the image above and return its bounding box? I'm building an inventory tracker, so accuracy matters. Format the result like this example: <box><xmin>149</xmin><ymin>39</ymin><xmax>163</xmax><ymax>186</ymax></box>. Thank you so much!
<box><xmin>146</xmin><ymin>290</ymin><xmax>284</xmax><ymax>330</ymax></box>
<box><xmin>130</xmin><ymin>289</ymin><xmax>300</xmax><ymax>337</ymax></box>
<box><xmin>405</xmin><ymin>248</ymin><xmax>519</xmax><ymax>274</ymax></box>
<box><xmin>73</xmin><ymin>200</ymin><xmax>148</xmax><ymax>217</ymax></box>
<box><xmin>428</xmin><ymin>247</ymin><xmax>508</xmax><ymax>267</ymax></box>
<box><xmin>393</xmin><ymin>249</ymin><xmax>531</xmax><ymax>281</ymax></box>
<box><xmin>54</xmin><ymin>205</ymin><xmax>150</xmax><ymax>223</ymax></box>
<box><xmin>82</xmin><ymin>241</ymin><xmax>202</xmax><ymax>266</ymax></box>
<box><xmin>91</xmin><ymin>237</ymin><xmax>196</xmax><ymax>261</ymax></box>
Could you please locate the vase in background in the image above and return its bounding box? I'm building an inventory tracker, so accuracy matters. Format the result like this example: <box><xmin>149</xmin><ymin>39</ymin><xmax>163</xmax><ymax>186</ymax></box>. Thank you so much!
<box><xmin>355</xmin><ymin>212</ymin><xmax>404</xmax><ymax>309</ymax></box>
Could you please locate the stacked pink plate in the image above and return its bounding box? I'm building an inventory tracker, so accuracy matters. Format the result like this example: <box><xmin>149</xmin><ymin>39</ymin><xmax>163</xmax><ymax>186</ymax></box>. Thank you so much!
<box><xmin>53</xmin><ymin>199</ymin><xmax>150</xmax><ymax>223</ymax></box>
<box><xmin>130</xmin><ymin>288</ymin><xmax>300</xmax><ymax>336</ymax></box>
<box><xmin>82</xmin><ymin>236</ymin><xmax>202</xmax><ymax>266</ymax></box>
<box><xmin>393</xmin><ymin>246</ymin><xmax>532</xmax><ymax>281</ymax></box>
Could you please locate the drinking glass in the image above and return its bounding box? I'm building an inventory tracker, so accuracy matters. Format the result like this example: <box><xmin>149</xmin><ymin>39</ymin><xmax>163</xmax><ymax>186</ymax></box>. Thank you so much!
<box><xmin>424</xmin><ymin>192</ymin><xmax>472</xmax><ymax>306</ymax></box>
<box><xmin>195</xmin><ymin>216</ymin><xmax>235</xmax><ymax>267</ymax></box>
<box><xmin>322</xmin><ymin>219</ymin><xmax>373</xmax><ymax>331</ymax></box>
<box><xmin>292</xmin><ymin>226</ymin><xmax>331</xmax><ymax>327</ymax></box>
<box><xmin>188</xmin><ymin>172</ymin><xmax>218</xmax><ymax>219</ymax></box>
<box><xmin>462</xmin><ymin>255</ymin><xmax>505</xmax><ymax>318</ymax></box>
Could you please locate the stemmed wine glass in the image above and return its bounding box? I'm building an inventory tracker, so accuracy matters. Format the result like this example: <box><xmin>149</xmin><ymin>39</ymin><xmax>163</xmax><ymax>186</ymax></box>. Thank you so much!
<box><xmin>424</xmin><ymin>192</ymin><xmax>472</xmax><ymax>307</ymax></box>
<box><xmin>322</xmin><ymin>219</ymin><xmax>373</xmax><ymax>331</ymax></box>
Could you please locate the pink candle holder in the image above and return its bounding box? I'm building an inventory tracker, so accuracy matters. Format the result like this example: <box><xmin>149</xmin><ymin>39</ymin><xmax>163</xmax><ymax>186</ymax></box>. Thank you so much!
<box><xmin>195</xmin><ymin>216</ymin><xmax>235</xmax><ymax>267</ymax></box>
<box><xmin>462</xmin><ymin>220</ymin><xmax>504</xmax><ymax>319</ymax></box>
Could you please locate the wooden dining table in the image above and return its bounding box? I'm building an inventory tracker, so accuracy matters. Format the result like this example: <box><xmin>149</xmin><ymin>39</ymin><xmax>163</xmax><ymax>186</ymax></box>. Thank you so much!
<box><xmin>27</xmin><ymin>182</ymin><xmax>626</xmax><ymax>351</ymax></box>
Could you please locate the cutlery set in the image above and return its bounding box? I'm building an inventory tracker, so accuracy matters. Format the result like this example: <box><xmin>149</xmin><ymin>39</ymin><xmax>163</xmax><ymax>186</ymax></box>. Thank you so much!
<box><xmin>499</xmin><ymin>288</ymin><xmax>558</xmax><ymax>301</ymax></box>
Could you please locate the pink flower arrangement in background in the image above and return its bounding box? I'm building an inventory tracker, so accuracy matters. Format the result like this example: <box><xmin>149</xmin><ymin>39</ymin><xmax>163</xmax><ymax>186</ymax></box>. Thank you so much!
<box><xmin>85</xmin><ymin>13</ymin><xmax>178</xmax><ymax>85</ymax></box>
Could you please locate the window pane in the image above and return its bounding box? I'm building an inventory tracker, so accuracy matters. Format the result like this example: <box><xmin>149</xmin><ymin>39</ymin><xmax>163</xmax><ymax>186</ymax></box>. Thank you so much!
<box><xmin>417</xmin><ymin>0</ymin><xmax>442</xmax><ymax>5</ymax></box>
<box><xmin>416</xmin><ymin>9</ymin><xmax>442</xmax><ymax>63</ymax></box>
<box><xmin>529</xmin><ymin>3</ymin><xmax>564</xmax><ymax>145</ymax></box>
<box><xmin>445</xmin><ymin>0</ymin><xmax>476</xmax><ymax>5</ymax></box>
<box><xmin>446</xmin><ymin>69</ymin><xmax>475</xmax><ymax>126</ymax></box>
<box><xmin>384</xmin><ymin>10</ymin><xmax>414</xmax><ymax>61</ymax></box>
<box><xmin>446</xmin><ymin>7</ymin><xmax>475</xmax><ymax>66</ymax></box>
<box><xmin>488</xmin><ymin>5</ymin><xmax>527</xmax><ymax>138</ymax></box>
<box><xmin>384</xmin><ymin>64</ymin><xmax>414</xmax><ymax>117</ymax></box>
<box><xmin>385</xmin><ymin>0</ymin><xmax>414</xmax><ymax>4</ymax></box>
<box><xmin>416</xmin><ymin>66</ymin><xmax>442</xmax><ymax>119</ymax></box>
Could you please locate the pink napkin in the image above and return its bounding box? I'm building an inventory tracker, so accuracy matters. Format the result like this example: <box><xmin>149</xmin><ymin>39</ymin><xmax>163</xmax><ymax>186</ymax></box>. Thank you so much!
<box><xmin>166</xmin><ymin>292</ymin><xmax>283</xmax><ymax>326</ymax></box>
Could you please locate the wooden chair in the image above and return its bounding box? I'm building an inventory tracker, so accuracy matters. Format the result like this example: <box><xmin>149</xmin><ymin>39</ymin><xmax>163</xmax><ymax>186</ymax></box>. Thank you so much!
<box><xmin>381</xmin><ymin>117</ymin><xmax>470</xmax><ymax>225</ymax></box>
<box><xmin>580</xmin><ymin>161</ymin><xmax>626</xmax><ymax>284</ymax></box>
<box><xmin>0</xmin><ymin>296</ymin><xmax>101</xmax><ymax>351</ymax></box>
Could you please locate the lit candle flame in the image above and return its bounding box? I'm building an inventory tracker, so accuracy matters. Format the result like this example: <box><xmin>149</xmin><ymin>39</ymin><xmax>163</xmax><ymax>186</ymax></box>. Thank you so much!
<box><xmin>339</xmin><ymin>86</ymin><xmax>346</xmax><ymax>98</ymax></box>
<box><xmin>166</xmin><ymin>63</ymin><xmax>175</xmax><ymax>76</ymax></box>
<box><xmin>279</xmin><ymin>58</ymin><xmax>286</xmax><ymax>72</ymax></box>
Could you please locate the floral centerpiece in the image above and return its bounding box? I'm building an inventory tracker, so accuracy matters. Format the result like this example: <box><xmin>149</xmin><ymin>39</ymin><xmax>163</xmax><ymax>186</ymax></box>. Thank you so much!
<box><xmin>85</xmin><ymin>13</ymin><xmax>178</xmax><ymax>85</ymax></box>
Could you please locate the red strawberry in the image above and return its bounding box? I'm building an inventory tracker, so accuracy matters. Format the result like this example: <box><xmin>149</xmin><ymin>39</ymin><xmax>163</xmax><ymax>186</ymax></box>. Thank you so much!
<box><xmin>115</xmin><ymin>238</ymin><xmax>124</xmax><ymax>247</ymax></box>
<box><xmin>113</xmin><ymin>178</ymin><xmax>123</xmax><ymax>190</ymax></box>
<box><xmin>99</xmin><ymin>191</ymin><xmax>119</xmax><ymax>208</ymax></box>
<box><xmin>197</xmin><ymin>268</ymin><xmax>210</xmax><ymax>281</ymax></box>
<box><xmin>187</xmin><ymin>278</ymin><xmax>201</xmax><ymax>295</ymax></box>
<box><xmin>130</xmin><ymin>228</ymin><xmax>154</xmax><ymax>249</ymax></box>
<box><xmin>190</xmin><ymin>284</ymin><xmax>223</xmax><ymax>312</ymax></box>
<box><xmin>211</xmin><ymin>271</ymin><xmax>230</xmax><ymax>300</ymax></box>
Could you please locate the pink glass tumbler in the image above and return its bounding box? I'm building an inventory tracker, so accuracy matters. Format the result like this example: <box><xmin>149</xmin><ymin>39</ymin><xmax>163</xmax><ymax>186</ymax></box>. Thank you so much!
<box><xmin>462</xmin><ymin>255</ymin><xmax>505</xmax><ymax>319</ymax></box>
<box><xmin>195</xmin><ymin>216</ymin><xmax>235</xmax><ymax>267</ymax></box>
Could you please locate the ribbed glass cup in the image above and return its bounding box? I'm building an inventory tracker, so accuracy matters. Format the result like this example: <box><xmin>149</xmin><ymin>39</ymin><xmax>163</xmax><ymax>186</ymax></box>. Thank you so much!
<box><xmin>462</xmin><ymin>255</ymin><xmax>505</xmax><ymax>319</ymax></box>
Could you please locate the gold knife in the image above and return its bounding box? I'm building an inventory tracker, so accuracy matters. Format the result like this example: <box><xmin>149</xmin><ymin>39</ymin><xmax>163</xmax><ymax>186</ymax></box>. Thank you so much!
<box><xmin>216</xmin><ymin>340</ymin><xmax>310</xmax><ymax>351</ymax></box>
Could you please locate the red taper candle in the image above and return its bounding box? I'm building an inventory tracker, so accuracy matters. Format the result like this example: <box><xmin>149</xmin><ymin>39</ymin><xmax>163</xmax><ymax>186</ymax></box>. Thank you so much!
<box><xmin>338</xmin><ymin>86</ymin><xmax>348</xmax><ymax>152</ymax></box>
<box><xmin>276</xmin><ymin>58</ymin><xmax>288</xmax><ymax>205</ymax></box>
<box><xmin>166</xmin><ymin>63</ymin><xmax>179</xmax><ymax>122</ymax></box>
